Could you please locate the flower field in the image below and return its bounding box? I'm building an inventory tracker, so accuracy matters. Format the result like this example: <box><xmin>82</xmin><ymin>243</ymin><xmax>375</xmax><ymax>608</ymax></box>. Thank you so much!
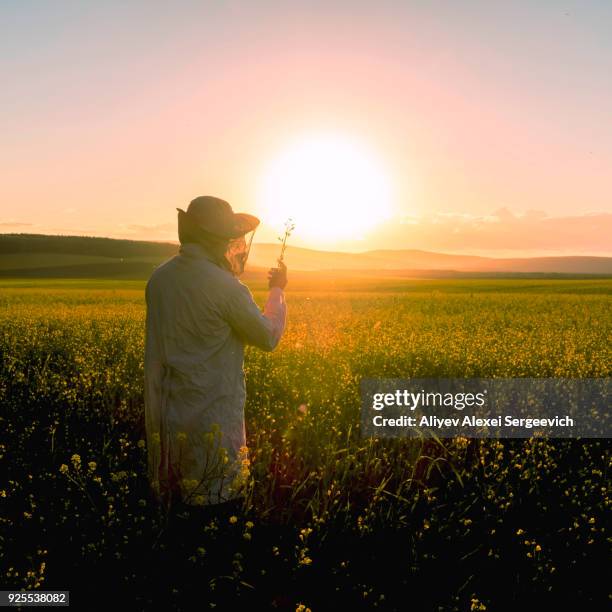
<box><xmin>0</xmin><ymin>278</ymin><xmax>610</xmax><ymax>610</ymax></box>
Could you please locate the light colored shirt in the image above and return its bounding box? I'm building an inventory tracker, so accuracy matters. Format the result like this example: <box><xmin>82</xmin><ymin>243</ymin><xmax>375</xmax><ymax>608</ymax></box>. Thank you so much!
<box><xmin>144</xmin><ymin>242</ymin><xmax>286</xmax><ymax>506</ymax></box>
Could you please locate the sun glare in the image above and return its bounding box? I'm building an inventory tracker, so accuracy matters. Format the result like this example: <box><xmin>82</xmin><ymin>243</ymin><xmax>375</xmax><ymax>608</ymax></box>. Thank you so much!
<box><xmin>258</xmin><ymin>135</ymin><xmax>393</xmax><ymax>244</ymax></box>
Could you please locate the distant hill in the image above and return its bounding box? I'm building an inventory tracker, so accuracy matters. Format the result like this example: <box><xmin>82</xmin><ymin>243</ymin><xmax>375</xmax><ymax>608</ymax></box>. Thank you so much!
<box><xmin>0</xmin><ymin>233</ymin><xmax>177</xmax><ymax>259</ymax></box>
<box><xmin>249</xmin><ymin>244</ymin><xmax>612</xmax><ymax>274</ymax></box>
<box><xmin>0</xmin><ymin>233</ymin><xmax>610</xmax><ymax>278</ymax></box>
<box><xmin>0</xmin><ymin>234</ymin><xmax>178</xmax><ymax>279</ymax></box>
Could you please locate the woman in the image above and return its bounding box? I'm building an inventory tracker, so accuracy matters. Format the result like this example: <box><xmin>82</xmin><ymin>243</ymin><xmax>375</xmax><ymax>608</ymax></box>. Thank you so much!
<box><xmin>144</xmin><ymin>196</ymin><xmax>287</xmax><ymax>510</ymax></box>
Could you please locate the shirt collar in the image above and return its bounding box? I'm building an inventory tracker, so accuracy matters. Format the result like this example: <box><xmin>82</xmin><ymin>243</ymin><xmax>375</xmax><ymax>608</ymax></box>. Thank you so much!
<box><xmin>178</xmin><ymin>242</ymin><xmax>217</xmax><ymax>263</ymax></box>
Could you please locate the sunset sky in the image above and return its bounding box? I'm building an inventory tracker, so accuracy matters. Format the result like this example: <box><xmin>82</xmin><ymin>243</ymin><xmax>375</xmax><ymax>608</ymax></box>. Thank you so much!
<box><xmin>2</xmin><ymin>1</ymin><xmax>611</xmax><ymax>256</ymax></box>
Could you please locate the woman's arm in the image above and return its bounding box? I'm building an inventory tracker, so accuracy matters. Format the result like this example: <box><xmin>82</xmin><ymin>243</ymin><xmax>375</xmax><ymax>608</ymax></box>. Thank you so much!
<box><xmin>222</xmin><ymin>280</ymin><xmax>287</xmax><ymax>351</ymax></box>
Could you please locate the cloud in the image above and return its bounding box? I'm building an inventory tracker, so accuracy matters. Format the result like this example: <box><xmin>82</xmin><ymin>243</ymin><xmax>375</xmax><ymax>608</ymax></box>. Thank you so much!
<box><xmin>368</xmin><ymin>210</ymin><xmax>612</xmax><ymax>255</ymax></box>
<box><xmin>0</xmin><ymin>221</ymin><xmax>33</xmax><ymax>227</ymax></box>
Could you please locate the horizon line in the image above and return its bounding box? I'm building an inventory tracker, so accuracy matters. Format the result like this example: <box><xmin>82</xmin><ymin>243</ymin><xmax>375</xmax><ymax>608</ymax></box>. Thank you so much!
<box><xmin>1</xmin><ymin>231</ymin><xmax>611</xmax><ymax>261</ymax></box>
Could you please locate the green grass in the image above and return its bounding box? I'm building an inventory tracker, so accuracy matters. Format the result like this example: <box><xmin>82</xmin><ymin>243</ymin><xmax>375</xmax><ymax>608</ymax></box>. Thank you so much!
<box><xmin>1</xmin><ymin>275</ymin><xmax>611</xmax><ymax>293</ymax></box>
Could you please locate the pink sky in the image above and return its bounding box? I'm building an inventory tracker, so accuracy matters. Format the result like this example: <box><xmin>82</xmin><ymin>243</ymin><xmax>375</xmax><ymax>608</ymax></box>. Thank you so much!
<box><xmin>1</xmin><ymin>1</ymin><xmax>611</xmax><ymax>255</ymax></box>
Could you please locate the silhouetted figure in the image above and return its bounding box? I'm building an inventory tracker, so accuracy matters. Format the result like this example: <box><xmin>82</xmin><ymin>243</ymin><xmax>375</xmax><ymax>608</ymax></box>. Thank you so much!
<box><xmin>144</xmin><ymin>196</ymin><xmax>287</xmax><ymax>511</ymax></box>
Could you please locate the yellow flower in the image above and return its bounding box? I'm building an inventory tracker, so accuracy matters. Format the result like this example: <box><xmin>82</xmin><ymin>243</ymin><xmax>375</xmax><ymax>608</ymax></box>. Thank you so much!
<box><xmin>238</xmin><ymin>445</ymin><xmax>249</xmax><ymax>462</ymax></box>
<box><xmin>229</xmin><ymin>515</ymin><xmax>238</xmax><ymax>524</ymax></box>
<box><xmin>59</xmin><ymin>464</ymin><xmax>69</xmax><ymax>475</ymax></box>
<box><xmin>181</xmin><ymin>479</ymin><xmax>199</xmax><ymax>490</ymax></box>
<box><xmin>299</xmin><ymin>528</ymin><xmax>313</xmax><ymax>541</ymax></box>
<box><xmin>88</xmin><ymin>461</ymin><xmax>97</xmax><ymax>472</ymax></box>
<box><xmin>245</xmin><ymin>521</ymin><xmax>254</xmax><ymax>529</ymax></box>
<box><xmin>70</xmin><ymin>454</ymin><xmax>81</xmax><ymax>468</ymax></box>
<box><xmin>299</xmin><ymin>556</ymin><xmax>312</xmax><ymax>566</ymax></box>
<box><xmin>516</xmin><ymin>529</ymin><xmax>524</xmax><ymax>535</ymax></box>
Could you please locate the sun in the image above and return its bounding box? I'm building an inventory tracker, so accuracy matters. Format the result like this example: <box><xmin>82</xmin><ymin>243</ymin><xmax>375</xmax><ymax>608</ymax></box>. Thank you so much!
<box><xmin>257</xmin><ymin>134</ymin><xmax>393</xmax><ymax>244</ymax></box>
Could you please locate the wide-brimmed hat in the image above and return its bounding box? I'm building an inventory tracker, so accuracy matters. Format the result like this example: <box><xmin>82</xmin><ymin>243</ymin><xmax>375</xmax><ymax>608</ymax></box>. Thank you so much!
<box><xmin>177</xmin><ymin>196</ymin><xmax>260</xmax><ymax>240</ymax></box>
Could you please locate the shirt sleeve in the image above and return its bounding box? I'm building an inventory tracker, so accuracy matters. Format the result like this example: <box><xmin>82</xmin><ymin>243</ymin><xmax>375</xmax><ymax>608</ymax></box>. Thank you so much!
<box><xmin>223</xmin><ymin>281</ymin><xmax>287</xmax><ymax>351</ymax></box>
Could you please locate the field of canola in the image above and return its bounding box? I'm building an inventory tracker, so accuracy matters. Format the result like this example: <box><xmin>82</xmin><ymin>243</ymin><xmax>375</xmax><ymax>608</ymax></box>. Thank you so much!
<box><xmin>0</xmin><ymin>278</ymin><xmax>610</xmax><ymax>611</ymax></box>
